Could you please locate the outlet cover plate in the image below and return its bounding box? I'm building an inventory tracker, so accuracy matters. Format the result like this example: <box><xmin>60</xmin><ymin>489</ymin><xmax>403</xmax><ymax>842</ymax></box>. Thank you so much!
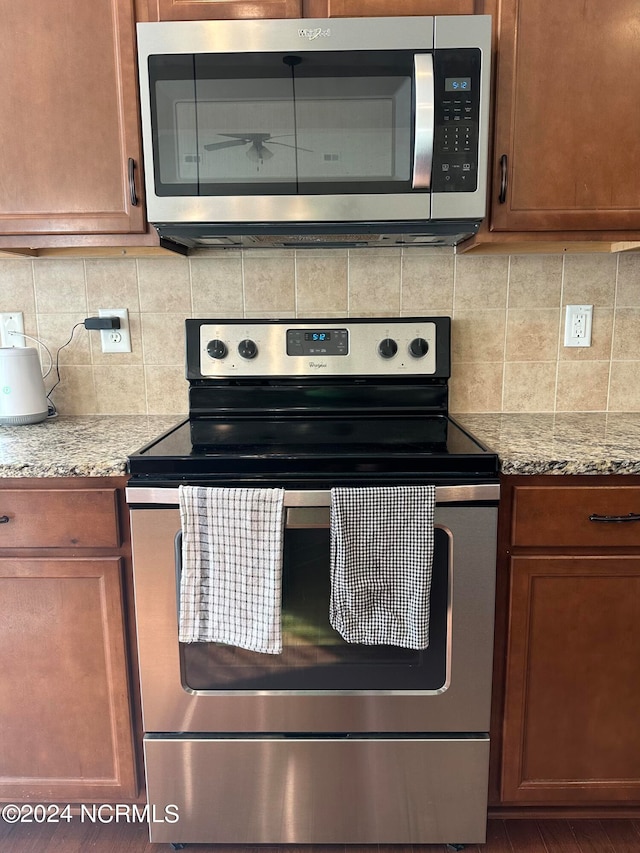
<box><xmin>0</xmin><ymin>312</ymin><xmax>25</xmax><ymax>347</ymax></box>
<box><xmin>98</xmin><ymin>308</ymin><xmax>132</xmax><ymax>353</ymax></box>
<box><xmin>564</xmin><ymin>304</ymin><xmax>593</xmax><ymax>347</ymax></box>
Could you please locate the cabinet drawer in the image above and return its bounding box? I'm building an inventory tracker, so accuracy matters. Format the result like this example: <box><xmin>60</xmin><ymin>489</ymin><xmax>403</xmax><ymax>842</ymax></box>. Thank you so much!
<box><xmin>512</xmin><ymin>486</ymin><xmax>640</xmax><ymax>548</ymax></box>
<box><xmin>0</xmin><ymin>489</ymin><xmax>120</xmax><ymax>549</ymax></box>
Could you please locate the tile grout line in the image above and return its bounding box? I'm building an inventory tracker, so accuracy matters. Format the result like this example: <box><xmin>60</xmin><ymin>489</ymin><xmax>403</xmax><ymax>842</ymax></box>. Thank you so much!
<box><xmin>135</xmin><ymin>257</ymin><xmax>151</xmax><ymax>417</ymax></box>
<box><xmin>606</xmin><ymin>254</ymin><xmax>619</xmax><ymax>414</ymax></box>
<box><xmin>501</xmin><ymin>255</ymin><xmax>510</xmax><ymax>413</ymax></box>
<box><xmin>553</xmin><ymin>253</ymin><xmax>567</xmax><ymax>418</ymax></box>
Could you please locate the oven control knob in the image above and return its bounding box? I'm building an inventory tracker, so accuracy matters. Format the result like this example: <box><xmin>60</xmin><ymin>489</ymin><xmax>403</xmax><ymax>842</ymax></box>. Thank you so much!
<box><xmin>238</xmin><ymin>339</ymin><xmax>258</xmax><ymax>360</ymax></box>
<box><xmin>409</xmin><ymin>337</ymin><xmax>429</xmax><ymax>358</ymax></box>
<box><xmin>378</xmin><ymin>338</ymin><xmax>398</xmax><ymax>359</ymax></box>
<box><xmin>206</xmin><ymin>339</ymin><xmax>228</xmax><ymax>360</ymax></box>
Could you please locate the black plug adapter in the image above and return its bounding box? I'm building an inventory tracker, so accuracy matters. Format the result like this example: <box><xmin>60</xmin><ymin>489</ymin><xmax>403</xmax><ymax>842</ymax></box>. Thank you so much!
<box><xmin>84</xmin><ymin>317</ymin><xmax>121</xmax><ymax>330</ymax></box>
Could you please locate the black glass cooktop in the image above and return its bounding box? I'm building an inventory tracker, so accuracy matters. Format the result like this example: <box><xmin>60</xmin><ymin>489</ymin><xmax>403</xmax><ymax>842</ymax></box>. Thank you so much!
<box><xmin>127</xmin><ymin>415</ymin><xmax>498</xmax><ymax>486</ymax></box>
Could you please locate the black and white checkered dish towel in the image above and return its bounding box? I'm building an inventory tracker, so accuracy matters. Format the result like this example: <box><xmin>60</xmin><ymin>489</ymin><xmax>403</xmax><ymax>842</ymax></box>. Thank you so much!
<box><xmin>330</xmin><ymin>485</ymin><xmax>436</xmax><ymax>649</ymax></box>
<box><xmin>178</xmin><ymin>486</ymin><xmax>285</xmax><ymax>654</ymax></box>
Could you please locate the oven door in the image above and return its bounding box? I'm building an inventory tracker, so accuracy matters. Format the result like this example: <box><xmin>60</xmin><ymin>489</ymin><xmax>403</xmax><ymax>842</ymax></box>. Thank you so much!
<box><xmin>128</xmin><ymin>484</ymin><xmax>497</xmax><ymax>735</ymax></box>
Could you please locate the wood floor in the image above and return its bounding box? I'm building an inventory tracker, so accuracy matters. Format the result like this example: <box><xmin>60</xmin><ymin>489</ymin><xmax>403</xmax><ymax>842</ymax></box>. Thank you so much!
<box><xmin>1</xmin><ymin>819</ymin><xmax>640</xmax><ymax>852</ymax></box>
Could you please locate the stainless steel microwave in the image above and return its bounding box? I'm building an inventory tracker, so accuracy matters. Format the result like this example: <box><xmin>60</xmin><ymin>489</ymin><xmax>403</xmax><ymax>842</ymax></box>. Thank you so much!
<box><xmin>136</xmin><ymin>16</ymin><xmax>492</xmax><ymax>249</ymax></box>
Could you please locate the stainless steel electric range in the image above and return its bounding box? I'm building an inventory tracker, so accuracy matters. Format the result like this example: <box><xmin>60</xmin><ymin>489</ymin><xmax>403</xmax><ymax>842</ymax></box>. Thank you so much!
<box><xmin>126</xmin><ymin>317</ymin><xmax>499</xmax><ymax>848</ymax></box>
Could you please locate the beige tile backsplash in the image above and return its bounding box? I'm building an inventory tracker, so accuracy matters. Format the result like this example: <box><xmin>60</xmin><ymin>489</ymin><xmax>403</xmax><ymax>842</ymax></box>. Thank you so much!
<box><xmin>1</xmin><ymin>250</ymin><xmax>639</xmax><ymax>415</ymax></box>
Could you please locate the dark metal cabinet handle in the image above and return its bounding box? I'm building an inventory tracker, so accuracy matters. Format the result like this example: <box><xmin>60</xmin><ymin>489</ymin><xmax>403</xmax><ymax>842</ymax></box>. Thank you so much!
<box><xmin>128</xmin><ymin>158</ymin><xmax>138</xmax><ymax>207</ymax></box>
<box><xmin>0</xmin><ymin>515</ymin><xmax>10</xmax><ymax>524</ymax></box>
<box><xmin>498</xmin><ymin>154</ymin><xmax>508</xmax><ymax>203</ymax></box>
<box><xmin>589</xmin><ymin>512</ymin><xmax>640</xmax><ymax>523</ymax></box>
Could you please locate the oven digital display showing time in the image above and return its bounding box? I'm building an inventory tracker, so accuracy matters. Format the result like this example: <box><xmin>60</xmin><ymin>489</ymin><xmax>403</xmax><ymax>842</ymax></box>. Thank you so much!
<box><xmin>305</xmin><ymin>332</ymin><xmax>331</xmax><ymax>342</ymax></box>
<box><xmin>287</xmin><ymin>328</ymin><xmax>348</xmax><ymax>356</ymax></box>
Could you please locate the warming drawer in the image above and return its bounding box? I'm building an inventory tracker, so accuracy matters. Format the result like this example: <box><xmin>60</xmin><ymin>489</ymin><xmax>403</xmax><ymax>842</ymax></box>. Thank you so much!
<box><xmin>144</xmin><ymin>735</ymin><xmax>490</xmax><ymax>845</ymax></box>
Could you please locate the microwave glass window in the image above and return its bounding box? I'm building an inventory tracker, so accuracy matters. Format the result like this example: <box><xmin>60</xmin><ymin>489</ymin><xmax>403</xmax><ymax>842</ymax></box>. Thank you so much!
<box><xmin>148</xmin><ymin>51</ymin><xmax>418</xmax><ymax>196</ymax></box>
<box><xmin>293</xmin><ymin>77</ymin><xmax>411</xmax><ymax>185</ymax></box>
<box><xmin>153</xmin><ymin>78</ymin><xmax>198</xmax><ymax>190</ymax></box>
<box><xmin>195</xmin><ymin>78</ymin><xmax>297</xmax><ymax>185</ymax></box>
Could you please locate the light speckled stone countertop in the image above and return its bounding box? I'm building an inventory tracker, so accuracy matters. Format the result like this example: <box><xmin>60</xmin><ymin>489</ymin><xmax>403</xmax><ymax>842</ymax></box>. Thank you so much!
<box><xmin>1</xmin><ymin>413</ymin><xmax>640</xmax><ymax>478</ymax></box>
<box><xmin>456</xmin><ymin>413</ymin><xmax>640</xmax><ymax>475</ymax></box>
<box><xmin>0</xmin><ymin>415</ymin><xmax>183</xmax><ymax>478</ymax></box>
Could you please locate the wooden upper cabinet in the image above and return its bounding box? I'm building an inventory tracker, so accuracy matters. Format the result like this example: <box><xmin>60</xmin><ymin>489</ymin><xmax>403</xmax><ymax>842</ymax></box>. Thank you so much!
<box><xmin>141</xmin><ymin>0</ymin><xmax>481</xmax><ymax>20</ymax></box>
<box><xmin>143</xmin><ymin>0</ymin><xmax>301</xmax><ymax>20</ymax></box>
<box><xmin>0</xmin><ymin>0</ymin><xmax>145</xmax><ymax>236</ymax></box>
<box><xmin>303</xmin><ymin>0</ymin><xmax>480</xmax><ymax>15</ymax></box>
<box><xmin>491</xmin><ymin>0</ymin><xmax>640</xmax><ymax>232</ymax></box>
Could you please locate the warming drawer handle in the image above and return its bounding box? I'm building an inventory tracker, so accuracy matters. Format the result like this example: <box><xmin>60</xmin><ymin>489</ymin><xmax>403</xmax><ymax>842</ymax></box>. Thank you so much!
<box><xmin>0</xmin><ymin>515</ymin><xmax>10</xmax><ymax>524</ymax></box>
<box><xmin>588</xmin><ymin>512</ymin><xmax>640</xmax><ymax>523</ymax></box>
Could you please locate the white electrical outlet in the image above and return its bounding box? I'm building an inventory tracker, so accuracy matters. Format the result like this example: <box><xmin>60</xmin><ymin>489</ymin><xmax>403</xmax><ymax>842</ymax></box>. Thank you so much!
<box><xmin>0</xmin><ymin>312</ymin><xmax>26</xmax><ymax>347</ymax></box>
<box><xmin>98</xmin><ymin>308</ymin><xmax>132</xmax><ymax>353</ymax></box>
<box><xmin>564</xmin><ymin>304</ymin><xmax>593</xmax><ymax>347</ymax></box>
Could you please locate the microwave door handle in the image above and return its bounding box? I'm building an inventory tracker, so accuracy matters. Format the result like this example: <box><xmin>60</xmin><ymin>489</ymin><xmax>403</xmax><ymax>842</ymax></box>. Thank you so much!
<box><xmin>412</xmin><ymin>53</ymin><xmax>434</xmax><ymax>190</ymax></box>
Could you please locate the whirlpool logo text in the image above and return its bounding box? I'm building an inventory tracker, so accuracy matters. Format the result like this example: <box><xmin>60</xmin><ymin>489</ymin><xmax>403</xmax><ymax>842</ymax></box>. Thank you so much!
<box><xmin>298</xmin><ymin>27</ymin><xmax>331</xmax><ymax>40</ymax></box>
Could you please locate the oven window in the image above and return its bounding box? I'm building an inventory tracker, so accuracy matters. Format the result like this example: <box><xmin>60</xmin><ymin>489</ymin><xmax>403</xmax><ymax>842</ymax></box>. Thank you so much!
<box><xmin>148</xmin><ymin>50</ymin><xmax>416</xmax><ymax>197</ymax></box>
<box><xmin>179</xmin><ymin>527</ymin><xmax>449</xmax><ymax>692</ymax></box>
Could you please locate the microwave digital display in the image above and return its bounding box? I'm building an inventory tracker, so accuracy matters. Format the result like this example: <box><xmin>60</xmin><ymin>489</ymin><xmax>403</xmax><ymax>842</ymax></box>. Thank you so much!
<box><xmin>445</xmin><ymin>77</ymin><xmax>471</xmax><ymax>92</ymax></box>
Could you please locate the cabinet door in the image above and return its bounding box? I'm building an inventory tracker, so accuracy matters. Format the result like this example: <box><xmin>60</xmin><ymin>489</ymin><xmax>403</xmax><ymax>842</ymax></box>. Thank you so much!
<box><xmin>146</xmin><ymin>0</ymin><xmax>301</xmax><ymax>19</ymax></box>
<box><xmin>0</xmin><ymin>557</ymin><xmax>138</xmax><ymax>801</ymax></box>
<box><xmin>501</xmin><ymin>555</ymin><xmax>640</xmax><ymax>803</ymax></box>
<box><xmin>0</xmin><ymin>0</ymin><xmax>145</xmax><ymax>236</ymax></box>
<box><xmin>303</xmin><ymin>1</ymin><xmax>478</xmax><ymax>15</ymax></box>
<box><xmin>491</xmin><ymin>0</ymin><xmax>640</xmax><ymax>232</ymax></box>
<box><xmin>0</xmin><ymin>488</ymin><xmax>121</xmax><ymax>549</ymax></box>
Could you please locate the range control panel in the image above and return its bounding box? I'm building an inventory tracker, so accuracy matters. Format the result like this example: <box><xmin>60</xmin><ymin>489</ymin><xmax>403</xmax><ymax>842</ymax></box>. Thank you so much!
<box><xmin>186</xmin><ymin>318</ymin><xmax>449</xmax><ymax>379</ymax></box>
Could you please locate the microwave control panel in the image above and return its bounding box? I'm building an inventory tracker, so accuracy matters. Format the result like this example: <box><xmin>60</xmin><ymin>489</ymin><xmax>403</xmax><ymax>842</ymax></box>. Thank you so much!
<box><xmin>431</xmin><ymin>48</ymin><xmax>482</xmax><ymax>194</ymax></box>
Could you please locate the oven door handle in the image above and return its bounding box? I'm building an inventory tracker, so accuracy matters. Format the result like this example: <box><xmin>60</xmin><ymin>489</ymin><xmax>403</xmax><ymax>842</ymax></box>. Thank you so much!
<box><xmin>172</xmin><ymin>502</ymin><xmax>330</xmax><ymax>617</ymax></box>
<box><xmin>286</xmin><ymin>506</ymin><xmax>330</xmax><ymax>528</ymax></box>
<box><xmin>126</xmin><ymin>484</ymin><xmax>499</xmax><ymax>506</ymax></box>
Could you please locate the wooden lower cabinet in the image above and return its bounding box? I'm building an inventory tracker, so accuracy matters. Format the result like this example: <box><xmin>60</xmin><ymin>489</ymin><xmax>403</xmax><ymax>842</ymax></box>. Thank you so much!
<box><xmin>0</xmin><ymin>479</ymin><xmax>139</xmax><ymax>803</ymax></box>
<box><xmin>494</xmin><ymin>476</ymin><xmax>640</xmax><ymax>807</ymax></box>
<box><xmin>502</xmin><ymin>555</ymin><xmax>640</xmax><ymax>803</ymax></box>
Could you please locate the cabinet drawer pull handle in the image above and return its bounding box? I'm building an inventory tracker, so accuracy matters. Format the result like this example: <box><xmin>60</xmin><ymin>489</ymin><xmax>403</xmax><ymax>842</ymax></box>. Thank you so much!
<box><xmin>128</xmin><ymin>158</ymin><xmax>138</xmax><ymax>207</ymax></box>
<box><xmin>0</xmin><ymin>515</ymin><xmax>10</xmax><ymax>524</ymax></box>
<box><xmin>498</xmin><ymin>154</ymin><xmax>508</xmax><ymax>203</ymax></box>
<box><xmin>589</xmin><ymin>512</ymin><xmax>640</xmax><ymax>523</ymax></box>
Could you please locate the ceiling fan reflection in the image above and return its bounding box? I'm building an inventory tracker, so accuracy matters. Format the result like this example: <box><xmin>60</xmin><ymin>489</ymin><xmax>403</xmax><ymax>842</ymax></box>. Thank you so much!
<box><xmin>204</xmin><ymin>133</ymin><xmax>312</xmax><ymax>166</ymax></box>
